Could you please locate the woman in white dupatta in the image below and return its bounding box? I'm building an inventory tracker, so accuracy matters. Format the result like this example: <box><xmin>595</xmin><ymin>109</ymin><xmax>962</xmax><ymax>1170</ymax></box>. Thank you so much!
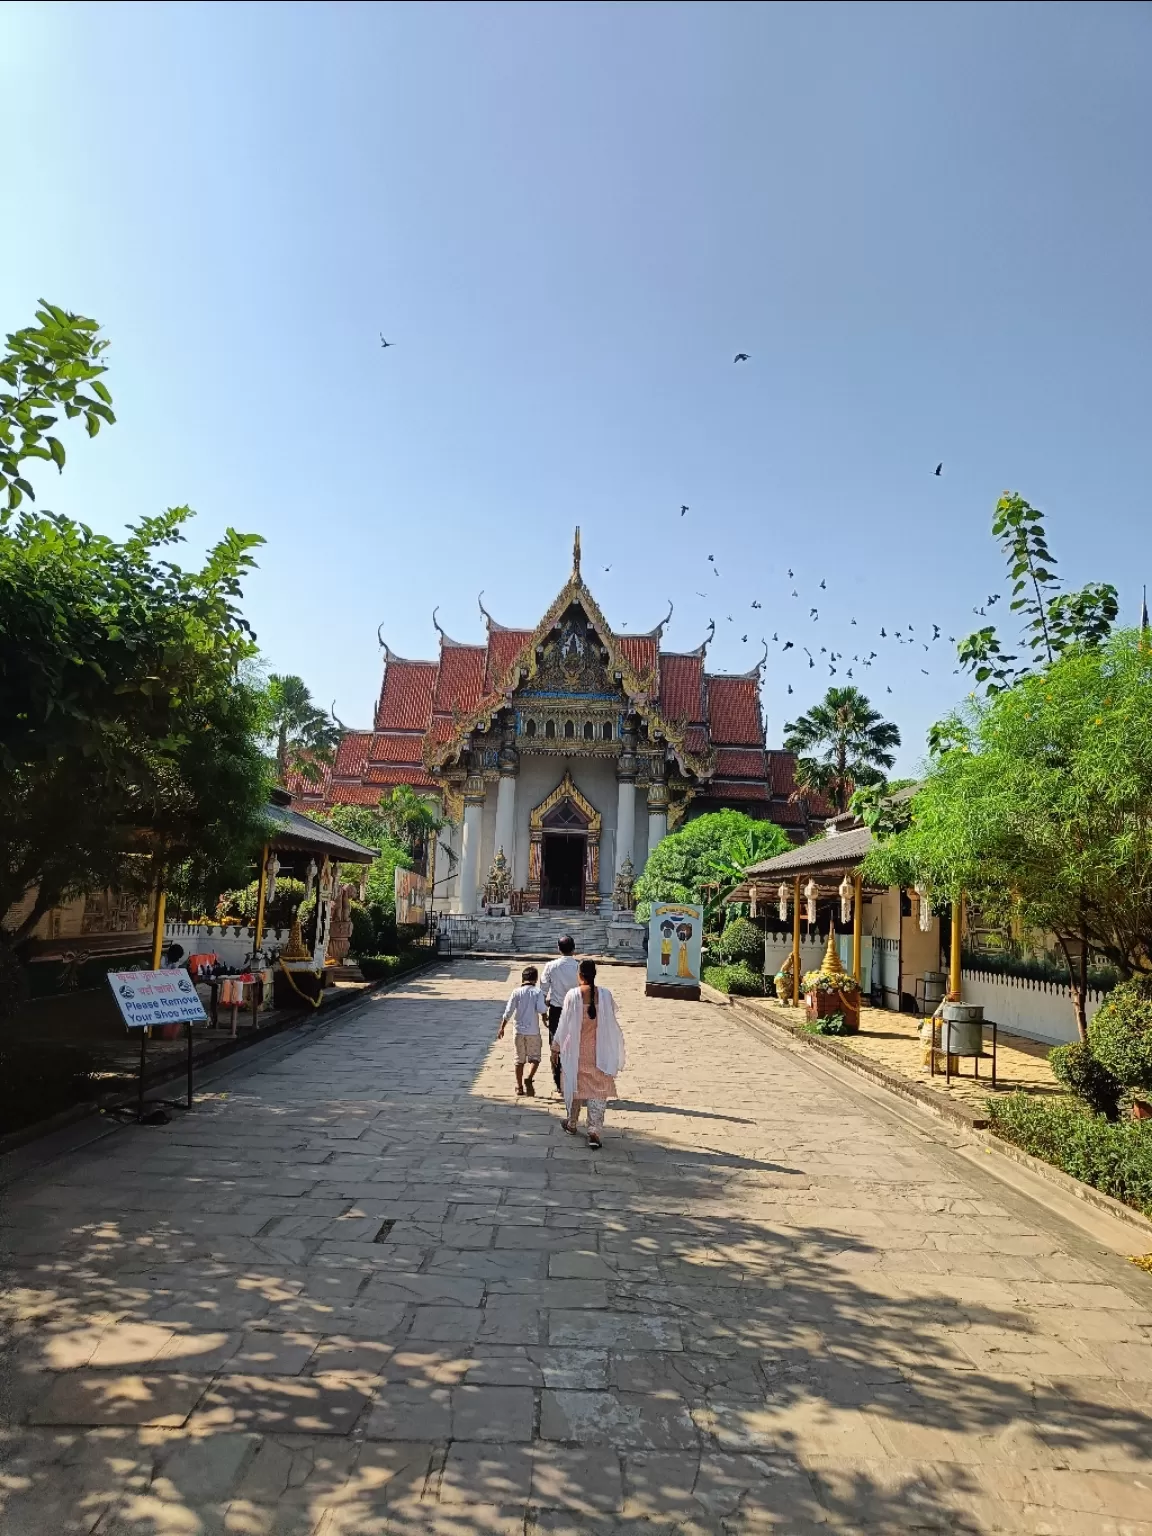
<box><xmin>551</xmin><ymin>959</ymin><xmax>626</xmax><ymax>1149</ymax></box>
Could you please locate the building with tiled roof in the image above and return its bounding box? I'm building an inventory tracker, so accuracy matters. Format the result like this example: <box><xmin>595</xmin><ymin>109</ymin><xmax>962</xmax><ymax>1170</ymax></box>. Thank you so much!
<box><xmin>292</xmin><ymin>533</ymin><xmax>824</xmax><ymax>913</ymax></box>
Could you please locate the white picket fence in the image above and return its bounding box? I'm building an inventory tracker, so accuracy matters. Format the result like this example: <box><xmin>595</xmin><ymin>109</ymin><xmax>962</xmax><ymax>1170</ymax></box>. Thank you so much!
<box><xmin>960</xmin><ymin>968</ymin><xmax>1108</xmax><ymax>1046</ymax></box>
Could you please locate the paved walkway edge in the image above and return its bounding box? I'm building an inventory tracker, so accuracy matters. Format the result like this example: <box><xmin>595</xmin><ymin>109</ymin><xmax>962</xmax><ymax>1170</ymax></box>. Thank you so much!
<box><xmin>0</xmin><ymin>957</ymin><xmax>442</xmax><ymax>1185</ymax></box>
<box><xmin>715</xmin><ymin>987</ymin><xmax>1152</xmax><ymax>1253</ymax></box>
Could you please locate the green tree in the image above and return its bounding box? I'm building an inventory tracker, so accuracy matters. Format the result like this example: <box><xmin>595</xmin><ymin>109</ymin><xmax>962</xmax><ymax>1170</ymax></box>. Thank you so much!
<box><xmin>376</xmin><ymin>784</ymin><xmax>450</xmax><ymax>863</ymax></box>
<box><xmin>865</xmin><ymin>631</ymin><xmax>1152</xmax><ymax>1038</ymax></box>
<box><xmin>0</xmin><ymin>303</ymin><xmax>271</xmax><ymax>961</ymax></box>
<box><xmin>264</xmin><ymin>674</ymin><xmax>340</xmax><ymax>784</ymax></box>
<box><xmin>307</xmin><ymin>802</ymin><xmax>413</xmax><ymax>917</ymax></box>
<box><xmin>954</xmin><ymin>493</ymin><xmax>1118</xmax><ymax>698</ymax></box>
<box><xmin>634</xmin><ymin>811</ymin><xmax>791</xmax><ymax>923</ymax></box>
<box><xmin>1</xmin><ymin>300</ymin><xmax>115</xmax><ymax>513</ymax></box>
<box><xmin>783</xmin><ymin>687</ymin><xmax>901</xmax><ymax>813</ymax></box>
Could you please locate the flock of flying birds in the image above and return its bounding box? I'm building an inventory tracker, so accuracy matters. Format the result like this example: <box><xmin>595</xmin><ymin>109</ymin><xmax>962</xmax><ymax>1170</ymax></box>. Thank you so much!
<box><xmin>379</xmin><ymin>336</ymin><xmax>989</xmax><ymax>704</ymax></box>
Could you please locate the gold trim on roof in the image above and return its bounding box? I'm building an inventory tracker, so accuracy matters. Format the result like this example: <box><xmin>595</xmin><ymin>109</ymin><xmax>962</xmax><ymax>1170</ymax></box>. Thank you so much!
<box><xmin>527</xmin><ymin>770</ymin><xmax>603</xmax><ymax>837</ymax></box>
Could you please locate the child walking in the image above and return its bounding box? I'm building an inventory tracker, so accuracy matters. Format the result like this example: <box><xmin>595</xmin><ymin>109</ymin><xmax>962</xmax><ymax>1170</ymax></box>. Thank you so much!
<box><xmin>497</xmin><ymin>965</ymin><xmax>547</xmax><ymax>1096</ymax></box>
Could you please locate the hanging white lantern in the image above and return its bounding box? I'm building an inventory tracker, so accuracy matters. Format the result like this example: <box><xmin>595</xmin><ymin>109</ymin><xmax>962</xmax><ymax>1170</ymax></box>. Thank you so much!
<box><xmin>915</xmin><ymin>882</ymin><xmax>932</xmax><ymax>932</ymax></box>
<box><xmin>777</xmin><ymin>881</ymin><xmax>789</xmax><ymax>922</ymax></box>
<box><xmin>304</xmin><ymin>859</ymin><xmax>318</xmax><ymax>899</ymax></box>
<box><xmin>804</xmin><ymin>878</ymin><xmax>818</xmax><ymax>925</ymax></box>
<box><xmin>265</xmin><ymin>851</ymin><xmax>281</xmax><ymax>906</ymax></box>
<box><xmin>839</xmin><ymin>874</ymin><xmax>854</xmax><ymax>925</ymax></box>
<box><xmin>749</xmin><ymin>884</ymin><xmax>759</xmax><ymax>918</ymax></box>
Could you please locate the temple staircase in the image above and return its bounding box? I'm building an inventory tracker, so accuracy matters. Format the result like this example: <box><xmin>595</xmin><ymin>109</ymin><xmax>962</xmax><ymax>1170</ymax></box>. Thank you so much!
<box><xmin>511</xmin><ymin>908</ymin><xmax>610</xmax><ymax>958</ymax></box>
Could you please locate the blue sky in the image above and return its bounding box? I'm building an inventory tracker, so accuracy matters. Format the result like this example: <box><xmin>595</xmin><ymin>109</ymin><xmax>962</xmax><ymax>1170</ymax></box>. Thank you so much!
<box><xmin>3</xmin><ymin>1</ymin><xmax>1149</xmax><ymax>774</ymax></box>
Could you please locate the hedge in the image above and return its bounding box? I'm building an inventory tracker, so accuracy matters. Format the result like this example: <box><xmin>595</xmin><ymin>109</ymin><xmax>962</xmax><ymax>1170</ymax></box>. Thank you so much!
<box><xmin>702</xmin><ymin>961</ymin><xmax>765</xmax><ymax>997</ymax></box>
<box><xmin>986</xmin><ymin>1093</ymin><xmax>1152</xmax><ymax>1218</ymax></box>
<box><xmin>357</xmin><ymin>950</ymin><xmax>430</xmax><ymax>983</ymax></box>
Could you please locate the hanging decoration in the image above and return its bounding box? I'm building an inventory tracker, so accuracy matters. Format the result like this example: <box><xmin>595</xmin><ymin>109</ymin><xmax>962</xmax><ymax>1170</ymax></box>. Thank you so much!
<box><xmin>777</xmin><ymin>881</ymin><xmax>789</xmax><ymax>922</ymax></box>
<box><xmin>804</xmin><ymin>878</ymin><xmax>818</xmax><ymax>926</ymax></box>
<box><xmin>915</xmin><ymin>882</ymin><xmax>932</xmax><ymax>932</ymax></box>
<box><xmin>749</xmin><ymin>884</ymin><xmax>759</xmax><ymax>918</ymax></box>
<box><xmin>838</xmin><ymin>874</ymin><xmax>854</xmax><ymax>925</ymax></box>
<box><xmin>304</xmin><ymin>859</ymin><xmax>318</xmax><ymax>900</ymax></box>
<box><xmin>265</xmin><ymin>851</ymin><xmax>281</xmax><ymax>906</ymax></box>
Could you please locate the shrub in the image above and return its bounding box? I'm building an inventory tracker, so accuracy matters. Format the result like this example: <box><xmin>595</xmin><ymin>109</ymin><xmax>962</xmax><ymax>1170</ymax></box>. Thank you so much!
<box><xmin>349</xmin><ymin>903</ymin><xmax>375</xmax><ymax>958</ymax></box>
<box><xmin>214</xmin><ymin>877</ymin><xmax>306</xmax><ymax>929</ymax></box>
<box><xmin>703</xmin><ymin>961</ymin><xmax>764</xmax><ymax>996</ymax></box>
<box><xmin>805</xmin><ymin>1012</ymin><xmax>851</xmax><ymax>1037</ymax></box>
<box><xmin>367</xmin><ymin>902</ymin><xmax>398</xmax><ymax>955</ymax></box>
<box><xmin>358</xmin><ymin>950</ymin><xmax>427</xmax><ymax>983</ymax></box>
<box><xmin>715</xmin><ymin>917</ymin><xmax>763</xmax><ymax>966</ymax></box>
<box><xmin>1088</xmin><ymin>977</ymin><xmax>1152</xmax><ymax>1093</ymax></box>
<box><xmin>1049</xmin><ymin>1041</ymin><xmax>1123</xmax><ymax>1120</ymax></box>
<box><xmin>987</xmin><ymin>1094</ymin><xmax>1152</xmax><ymax>1218</ymax></box>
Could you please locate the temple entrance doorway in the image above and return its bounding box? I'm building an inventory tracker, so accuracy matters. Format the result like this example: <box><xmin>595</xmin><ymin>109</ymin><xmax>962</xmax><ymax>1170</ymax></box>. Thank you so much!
<box><xmin>541</xmin><ymin>833</ymin><xmax>586</xmax><ymax>909</ymax></box>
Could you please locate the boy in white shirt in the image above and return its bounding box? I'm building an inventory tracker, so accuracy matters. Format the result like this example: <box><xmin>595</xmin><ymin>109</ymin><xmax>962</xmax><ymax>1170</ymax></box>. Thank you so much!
<box><xmin>541</xmin><ymin>935</ymin><xmax>580</xmax><ymax>1096</ymax></box>
<box><xmin>497</xmin><ymin>965</ymin><xmax>547</xmax><ymax>1096</ymax></box>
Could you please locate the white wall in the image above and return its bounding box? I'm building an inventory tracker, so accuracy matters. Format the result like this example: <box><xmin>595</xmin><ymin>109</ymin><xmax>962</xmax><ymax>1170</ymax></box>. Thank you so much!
<box><xmin>511</xmin><ymin>755</ymin><xmax>620</xmax><ymax>895</ymax></box>
<box><xmin>960</xmin><ymin>969</ymin><xmax>1107</xmax><ymax>1046</ymax></box>
<box><xmin>762</xmin><ymin>931</ymin><xmax>830</xmax><ymax>979</ymax></box>
<box><xmin>165</xmin><ymin>922</ymin><xmax>293</xmax><ymax>969</ymax></box>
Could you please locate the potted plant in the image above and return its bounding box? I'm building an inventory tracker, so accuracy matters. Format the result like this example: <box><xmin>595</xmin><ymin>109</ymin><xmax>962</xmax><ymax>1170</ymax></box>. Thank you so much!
<box><xmin>801</xmin><ymin>931</ymin><xmax>861</xmax><ymax>1031</ymax></box>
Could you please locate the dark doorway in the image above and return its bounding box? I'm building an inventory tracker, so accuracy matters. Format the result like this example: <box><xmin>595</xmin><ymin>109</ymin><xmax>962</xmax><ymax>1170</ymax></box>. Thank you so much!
<box><xmin>541</xmin><ymin>835</ymin><xmax>585</xmax><ymax>908</ymax></box>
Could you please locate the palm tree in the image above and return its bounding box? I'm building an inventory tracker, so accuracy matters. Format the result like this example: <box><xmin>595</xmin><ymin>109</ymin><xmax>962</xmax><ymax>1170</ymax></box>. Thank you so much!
<box><xmin>378</xmin><ymin>784</ymin><xmax>449</xmax><ymax>861</ymax></box>
<box><xmin>264</xmin><ymin>674</ymin><xmax>341</xmax><ymax>784</ymax></box>
<box><xmin>784</xmin><ymin>686</ymin><xmax>900</xmax><ymax>813</ymax></box>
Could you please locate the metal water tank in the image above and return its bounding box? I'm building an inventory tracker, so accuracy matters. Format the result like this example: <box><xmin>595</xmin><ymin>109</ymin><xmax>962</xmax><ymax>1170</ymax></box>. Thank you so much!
<box><xmin>941</xmin><ymin>1001</ymin><xmax>984</xmax><ymax>1056</ymax></box>
<box><xmin>921</xmin><ymin>972</ymin><xmax>946</xmax><ymax>1011</ymax></box>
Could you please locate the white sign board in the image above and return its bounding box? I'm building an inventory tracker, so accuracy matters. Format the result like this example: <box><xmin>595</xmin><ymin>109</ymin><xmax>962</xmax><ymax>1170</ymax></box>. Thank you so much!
<box><xmin>107</xmin><ymin>969</ymin><xmax>208</xmax><ymax>1030</ymax></box>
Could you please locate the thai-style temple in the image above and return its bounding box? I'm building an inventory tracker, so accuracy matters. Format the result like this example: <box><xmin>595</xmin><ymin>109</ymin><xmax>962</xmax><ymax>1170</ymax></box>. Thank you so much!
<box><xmin>291</xmin><ymin>533</ymin><xmax>823</xmax><ymax>916</ymax></box>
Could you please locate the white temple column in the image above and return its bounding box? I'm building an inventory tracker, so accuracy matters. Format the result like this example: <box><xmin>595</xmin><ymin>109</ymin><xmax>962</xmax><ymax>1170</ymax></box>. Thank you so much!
<box><xmin>615</xmin><ymin>777</ymin><xmax>636</xmax><ymax>874</ymax></box>
<box><xmin>647</xmin><ymin>755</ymin><xmax>669</xmax><ymax>858</ymax></box>
<box><xmin>459</xmin><ymin>795</ymin><xmax>484</xmax><ymax>915</ymax></box>
<box><xmin>494</xmin><ymin>773</ymin><xmax>517</xmax><ymax>874</ymax></box>
<box><xmin>648</xmin><ymin>805</ymin><xmax>668</xmax><ymax>855</ymax></box>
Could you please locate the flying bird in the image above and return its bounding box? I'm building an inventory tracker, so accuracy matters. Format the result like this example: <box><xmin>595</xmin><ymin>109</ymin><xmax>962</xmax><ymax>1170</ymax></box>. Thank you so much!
<box><xmin>973</xmin><ymin>605</ymin><xmax>986</xmax><ymax>616</ymax></box>
<box><xmin>803</xmin><ymin>646</ymin><xmax>813</xmax><ymax>658</ymax></box>
<box><xmin>726</xmin><ymin>616</ymin><xmax>733</xmax><ymax>623</ymax></box>
<box><xmin>707</xmin><ymin>554</ymin><xmax>714</xmax><ymax>562</ymax></box>
<box><xmin>734</xmin><ymin>352</ymin><xmax>750</xmax><ymax>363</ymax></box>
<box><xmin>787</xmin><ymin>684</ymin><xmax>793</xmax><ymax>694</ymax></box>
<box><xmin>771</xmin><ymin>631</ymin><xmax>777</xmax><ymax>640</ymax></box>
<box><xmin>791</xmin><ymin>590</ymin><xmax>799</xmax><ymax>598</ymax></box>
<box><xmin>741</xmin><ymin>634</ymin><xmax>748</xmax><ymax>643</ymax></box>
<box><xmin>379</xmin><ymin>334</ymin><xmax>392</xmax><ymax>348</ymax></box>
<box><xmin>819</xmin><ymin>579</ymin><xmax>826</xmax><ymax>590</ymax></box>
<box><xmin>604</xmin><ymin>565</ymin><xmax>612</xmax><ymax>573</ymax></box>
<box><xmin>782</xmin><ymin>640</ymin><xmax>794</xmax><ymax>651</ymax></box>
<box><xmin>886</xmin><ymin>685</ymin><xmax>893</xmax><ymax>693</ymax></box>
<box><xmin>829</xmin><ymin>665</ymin><xmax>836</xmax><ymax>676</ymax></box>
<box><xmin>988</xmin><ymin>594</ymin><xmax>1000</xmax><ymax>605</ymax></box>
<box><xmin>850</xmin><ymin>617</ymin><xmax>857</xmax><ymax>625</ymax></box>
<box><xmin>880</xmin><ymin>628</ymin><xmax>887</xmax><ymax>638</ymax></box>
<box><xmin>713</xmin><ymin>567</ymin><xmax>721</xmax><ymax>577</ymax></box>
<box><xmin>934</xmin><ymin>462</ymin><xmax>943</xmax><ymax>476</ymax></box>
<box><xmin>932</xmin><ymin>624</ymin><xmax>940</xmax><ymax>640</ymax></box>
<box><xmin>680</xmin><ymin>505</ymin><xmax>689</xmax><ymax>516</ymax></box>
<box><xmin>810</xmin><ymin>608</ymin><xmax>819</xmax><ymax>619</ymax></box>
<box><xmin>751</xmin><ymin>600</ymin><xmax>762</xmax><ymax>609</ymax></box>
<box><xmin>696</xmin><ymin>591</ymin><xmax>708</xmax><ymax>598</ymax></box>
<box><xmin>847</xmin><ymin>668</ymin><xmax>854</xmax><ymax>678</ymax></box>
<box><xmin>921</xmin><ymin>668</ymin><xmax>930</xmax><ymax>675</ymax></box>
<box><xmin>808</xmin><ymin>658</ymin><xmax>815</xmax><ymax>668</ymax></box>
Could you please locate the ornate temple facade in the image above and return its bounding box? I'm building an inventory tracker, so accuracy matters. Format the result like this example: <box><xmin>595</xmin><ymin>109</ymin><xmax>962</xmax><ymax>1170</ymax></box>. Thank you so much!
<box><xmin>292</xmin><ymin>534</ymin><xmax>822</xmax><ymax>914</ymax></box>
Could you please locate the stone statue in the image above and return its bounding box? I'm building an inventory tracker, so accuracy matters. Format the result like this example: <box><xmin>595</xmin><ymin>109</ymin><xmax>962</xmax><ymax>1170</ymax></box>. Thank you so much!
<box><xmin>613</xmin><ymin>854</ymin><xmax>636</xmax><ymax>915</ymax></box>
<box><xmin>482</xmin><ymin>848</ymin><xmax>512</xmax><ymax>913</ymax></box>
<box><xmin>327</xmin><ymin>883</ymin><xmax>355</xmax><ymax>963</ymax></box>
<box><xmin>774</xmin><ymin>949</ymin><xmax>795</xmax><ymax>1004</ymax></box>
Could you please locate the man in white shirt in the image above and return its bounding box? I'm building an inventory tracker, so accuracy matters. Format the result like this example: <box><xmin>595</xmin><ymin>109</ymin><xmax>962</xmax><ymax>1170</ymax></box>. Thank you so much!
<box><xmin>540</xmin><ymin>935</ymin><xmax>580</xmax><ymax>1096</ymax></box>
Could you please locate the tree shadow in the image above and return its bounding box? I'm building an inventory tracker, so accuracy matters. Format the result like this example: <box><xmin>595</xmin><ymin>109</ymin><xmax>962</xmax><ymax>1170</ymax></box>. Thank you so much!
<box><xmin>3</xmin><ymin>961</ymin><xmax>1151</xmax><ymax>1534</ymax></box>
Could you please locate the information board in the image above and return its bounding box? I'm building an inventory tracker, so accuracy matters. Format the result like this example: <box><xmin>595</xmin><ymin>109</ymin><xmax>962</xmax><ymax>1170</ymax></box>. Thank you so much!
<box><xmin>107</xmin><ymin>969</ymin><xmax>208</xmax><ymax>1029</ymax></box>
<box><xmin>646</xmin><ymin>902</ymin><xmax>704</xmax><ymax>992</ymax></box>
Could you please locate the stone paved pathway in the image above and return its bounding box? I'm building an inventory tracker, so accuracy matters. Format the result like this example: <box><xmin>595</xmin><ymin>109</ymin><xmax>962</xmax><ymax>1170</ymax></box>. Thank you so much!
<box><xmin>3</xmin><ymin>959</ymin><xmax>1152</xmax><ymax>1534</ymax></box>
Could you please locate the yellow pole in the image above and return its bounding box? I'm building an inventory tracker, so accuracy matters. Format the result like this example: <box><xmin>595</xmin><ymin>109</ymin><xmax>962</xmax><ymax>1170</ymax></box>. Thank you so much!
<box><xmin>253</xmin><ymin>844</ymin><xmax>270</xmax><ymax>952</ymax></box>
<box><xmin>852</xmin><ymin>871</ymin><xmax>863</xmax><ymax>985</ymax></box>
<box><xmin>791</xmin><ymin>876</ymin><xmax>801</xmax><ymax>1006</ymax></box>
<box><xmin>150</xmin><ymin>888</ymin><xmax>167</xmax><ymax>970</ymax></box>
<box><xmin>949</xmin><ymin>890</ymin><xmax>964</xmax><ymax>1001</ymax></box>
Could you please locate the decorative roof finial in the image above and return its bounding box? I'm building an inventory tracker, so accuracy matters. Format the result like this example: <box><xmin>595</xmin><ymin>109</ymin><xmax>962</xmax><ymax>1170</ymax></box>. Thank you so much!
<box><xmin>572</xmin><ymin>526</ymin><xmax>582</xmax><ymax>579</ymax></box>
<box><xmin>330</xmin><ymin>699</ymin><xmax>348</xmax><ymax>731</ymax></box>
<box><xmin>432</xmin><ymin>606</ymin><xmax>447</xmax><ymax>642</ymax></box>
<box><xmin>655</xmin><ymin>598</ymin><xmax>673</xmax><ymax>639</ymax></box>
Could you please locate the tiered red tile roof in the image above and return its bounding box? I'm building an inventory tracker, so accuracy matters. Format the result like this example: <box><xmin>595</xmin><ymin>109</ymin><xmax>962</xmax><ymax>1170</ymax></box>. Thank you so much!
<box><xmin>290</xmin><ymin>606</ymin><xmax>824</xmax><ymax>839</ymax></box>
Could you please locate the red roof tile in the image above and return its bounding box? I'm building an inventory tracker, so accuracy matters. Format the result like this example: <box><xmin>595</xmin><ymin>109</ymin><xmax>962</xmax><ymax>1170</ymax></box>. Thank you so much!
<box><xmin>683</xmin><ymin>725</ymin><xmax>709</xmax><ymax>756</ymax></box>
<box><xmin>433</xmin><ymin>645</ymin><xmax>487</xmax><ymax>715</ymax></box>
<box><xmin>370</xmin><ymin>731</ymin><xmax>425</xmax><ymax>764</ymax></box>
<box><xmin>659</xmin><ymin>654</ymin><xmax>705</xmax><ymax>722</ymax></box>
<box><xmin>283</xmin><ymin>758</ymin><xmax>332</xmax><ymax>797</ymax></box>
<box><xmin>363</xmin><ymin>765</ymin><xmax>438</xmax><ymax>788</ymax></box>
<box><xmin>332</xmin><ymin>731</ymin><xmax>372</xmax><ymax>778</ymax></box>
<box><xmin>716</xmin><ymin>748</ymin><xmax>768</xmax><ymax>778</ymax></box>
<box><xmin>485</xmin><ymin>629</ymin><xmax>533</xmax><ymax>691</ymax></box>
<box><xmin>376</xmin><ymin>660</ymin><xmax>438</xmax><ymax>732</ymax></box>
<box><xmin>707</xmin><ymin>780</ymin><xmax>770</xmax><ymax>801</ymax></box>
<box><xmin>765</xmin><ymin>749</ymin><xmax>834</xmax><ymax>816</ymax></box>
<box><xmin>615</xmin><ymin>634</ymin><xmax>658</xmax><ymax>679</ymax></box>
<box><xmin>706</xmin><ymin>676</ymin><xmax>763</xmax><ymax>746</ymax></box>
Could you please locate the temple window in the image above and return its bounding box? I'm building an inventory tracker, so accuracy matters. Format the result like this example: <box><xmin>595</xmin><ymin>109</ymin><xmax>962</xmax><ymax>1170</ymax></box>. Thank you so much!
<box><xmin>525</xmin><ymin>718</ymin><xmax>536</xmax><ymax>738</ymax></box>
<box><xmin>564</xmin><ymin>720</ymin><xmax>575</xmax><ymax>739</ymax></box>
<box><xmin>602</xmin><ymin>721</ymin><xmax>613</xmax><ymax>740</ymax></box>
<box><xmin>545</xmin><ymin>719</ymin><xmax>556</xmax><ymax>739</ymax></box>
<box><xmin>583</xmin><ymin>721</ymin><xmax>594</xmax><ymax>740</ymax></box>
